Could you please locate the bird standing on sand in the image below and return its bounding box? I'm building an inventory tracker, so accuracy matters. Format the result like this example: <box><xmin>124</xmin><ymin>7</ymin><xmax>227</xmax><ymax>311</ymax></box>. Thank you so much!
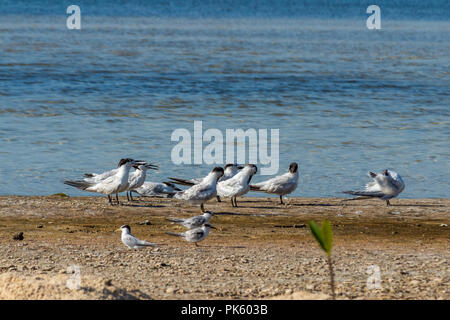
<box><xmin>170</xmin><ymin>164</ymin><xmax>257</xmax><ymax>208</ymax></box>
<box><xmin>170</xmin><ymin>167</ymin><xmax>224</xmax><ymax>212</ymax></box>
<box><xmin>216</xmin><ymin>164</ymin><xmax>244</xmax><ymax>202</ymax></box>
<box><xmin>250</xmin><ymin>162</ymin><xmax>299</xmax><ymax>204</ymax></box>
<box><xmin>126</xmin><ymin>163</ymin><xmax>158</xmax><ymax>201</ymax></box>
<box><xmin>343</xmin><ymin>169</ymin><xmax>405</xmax><ymax>206</ymax></box>
<box><xmin>166</xmin><ymin>223</ymin><xmax>216</xmax><ymax>246</ymax></box>
<box><xmin>217</xmin><ymin>164</ymin><xmax>258</xmax><ymax>207</ymax></box>
<box><xmin>64</xmin><ymin>159</ymin><xmax>145</xmax><ymax>205</ymax></box>
<box><xmin>169</xmin><ymin>164</ymin><xmax>243</xmax><ymax>202</ymax></box>
<box><xmin>166</xmin><ymin>211</ymin><xmax>214</xmax><ymax>229</ymax></box>
<box><xmin>117</xmin><ymin>225</ymin><xmax>158</xmax><ymax>249</ymax></box>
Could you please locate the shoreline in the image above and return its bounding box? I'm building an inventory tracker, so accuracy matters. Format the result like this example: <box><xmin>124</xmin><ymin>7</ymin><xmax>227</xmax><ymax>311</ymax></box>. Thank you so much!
<box><xmin>0</xmin><ymin>196</ymin><xmax>448</xmax><ymax>300</ymax></box>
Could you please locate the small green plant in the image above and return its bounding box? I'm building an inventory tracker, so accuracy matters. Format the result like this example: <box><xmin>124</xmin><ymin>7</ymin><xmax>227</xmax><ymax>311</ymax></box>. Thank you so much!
<box><xmin>50</xmin><ymin>193</ymin><xmax>69</xmax><ymax>197</ymax></box>
<box><xmin>309</xmin><ymin>219</ymin><xmax>335</xmax><ymax>299</ymax></box>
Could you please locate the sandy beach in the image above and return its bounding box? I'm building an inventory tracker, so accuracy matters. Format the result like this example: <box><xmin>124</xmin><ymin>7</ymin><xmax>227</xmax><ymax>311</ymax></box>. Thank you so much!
<box><xmin>0</xmin><ymin>195</ymin><xmax>448</xmax><ymax>300</ymax></box>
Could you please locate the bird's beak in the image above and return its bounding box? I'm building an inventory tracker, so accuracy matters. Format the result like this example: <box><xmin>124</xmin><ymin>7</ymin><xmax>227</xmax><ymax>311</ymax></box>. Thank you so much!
<box><xmin>145</xmin><ymin>163</ymin><xmax>159</xmax><ymax>170</ymax></box>
<box><xmin>115</xmin><ymin>228</ymin><xmax>122</xmax><ymax>232</ymax></box>
<box><xmin>237</xmin><ymin>166</ymin><xmax>244</xmax><ymax>169</ymax></box>
<box><xmin>210</xmin><ymin>226</ymin><xmax>217</xmax><ymax>230</ymax></box>
<box><xmin>133</xmin><ymin>160</ymin><xmax>147</xmax><ymax>165</ymax></box>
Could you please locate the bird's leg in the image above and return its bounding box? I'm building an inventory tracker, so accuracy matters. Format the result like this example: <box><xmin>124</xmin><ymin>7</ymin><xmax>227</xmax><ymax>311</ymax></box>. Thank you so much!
<box><xmin>108</xmin><ymin>195</ymin><xmax>113</xmax><ymax>205</ymax></box>
<box><xmin>280</xmin><ymin>195</ymin><xmax>284</xmax><ymax>205</ymax></box>
<box><xmin>230</xmin><ymin>198</ymin><xmax>235</xmax><ymax>207</ymax></box>
<box><xmin>201</xmin><ymin>203</ymin><xmax>205</xmax><ymax>213</ymax></box>
<box><xmin>216</xmin><ymin>195</ymin><xmax>221</xmax><ymax>202</ymax></box>
<box><xmin>386</xmin><ymin>200</ymin><xmax>390</xmax><ymax>206</ymax></box>
<box><xmin>116</xmin><ymin>193</ymin><xmax>120</xmax><ymax>205</ymax></box>
<box><xmin>194</xmin><ymin>242</ymin><xmax>199</xmax><ymax>247</ymax></box>
<box><xmin>234</xmin><ymin>197</ymin><xmax>238</xmax><ymax>207</ymax></box>
<box><xmin>126</xmin><ymin>191</ymin><xmax>130</xmax><ymax>202</ymax></box>
<box><xmin>130</xmin><ymin>192</ymin><xmax>134</xmax><ymax>202</ymax></box>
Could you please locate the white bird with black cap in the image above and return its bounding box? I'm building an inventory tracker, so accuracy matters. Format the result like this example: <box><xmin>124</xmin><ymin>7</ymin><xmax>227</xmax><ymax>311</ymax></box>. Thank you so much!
<box><xmin>169</xmin><ymin>164</ymin><xmax>243</xmax><ymax>202</ymax></box>
<box><xmin>117</xmin><ymin>225</ymin><xmax>158</xmax><ymax>249</ymax></box>
<box><xmin>250</xmin><ymin>162</ymin><xmax>299</xmax><ymax>204</ymax></box>
<box><xmin>170</xmin><ymin>164</ymin><xmax>257</xmax><ymax>208</ymax></box>
<box><xmin>216</xmin><ymin>164</ymin><xmax>258</xmax><ymax>207</ymax></box>
<box><xmin>126</xmin><ymin>163</ymin><xmax>159</xmax><ymax>201</ymax></box>
<box><xmin>170</xmin><ymin>167</ymin><xmax>224</xmax><ymax>212</ymax></box>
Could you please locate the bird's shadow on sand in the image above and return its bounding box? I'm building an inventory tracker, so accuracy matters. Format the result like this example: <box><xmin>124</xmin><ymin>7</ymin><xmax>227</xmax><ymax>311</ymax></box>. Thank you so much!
<box><xmin>214</xmin><ymin>211</ymin><xmax>248</xmax><ymax>216</ymax></box>
<box><xmin>336</xmin><ymin>202</ymin><xmax>445</xmax><ymax>208</ymax></box>
<box><xmin>386</xmin><ymin>204</ymin><xmax>446</xmax><ymax>208</ymax></box>
<box><xmin>214</xmin><ymin>211</ymin><xmax>287</xmax><ymax>217</ymax></box>
<box><xmin>289</xmin><ymin>203</ymin><xmax>339</xmax><ymax>207</ymax></box>
<box><xmin>243</xmin><ymin>206</ymin><xmax>282</xmax><ymax>210</ymax></box>
<box><xmin>120</xmin><ymin>203</ymin><xmax>165</xmax><ymax>208</ymax></box>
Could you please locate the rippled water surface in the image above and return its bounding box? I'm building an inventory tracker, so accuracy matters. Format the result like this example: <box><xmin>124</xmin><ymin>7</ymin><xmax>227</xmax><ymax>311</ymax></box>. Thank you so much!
<box><xmin>0</xmin><ymin>1</ymin><xmax>449</xmax><ymax>198</ymax></box>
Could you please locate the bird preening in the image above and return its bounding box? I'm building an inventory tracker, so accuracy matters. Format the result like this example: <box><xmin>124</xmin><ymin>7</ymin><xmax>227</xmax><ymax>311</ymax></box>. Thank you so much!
<box><xmin>342</xmin><ymin>169</ymin><xmax>405</xmax><ymax>206</ymax></box>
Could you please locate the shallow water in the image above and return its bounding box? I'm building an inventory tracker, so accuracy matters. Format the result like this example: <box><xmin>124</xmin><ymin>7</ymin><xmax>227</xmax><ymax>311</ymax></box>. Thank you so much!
<box><xmin>0</xmin><ymin>1</ymin><xmax>449</xmax><ymax>198</ymax></box>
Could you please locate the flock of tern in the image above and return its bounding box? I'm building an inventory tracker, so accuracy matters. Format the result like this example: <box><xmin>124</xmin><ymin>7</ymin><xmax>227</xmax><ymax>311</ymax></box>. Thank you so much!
<box><xmin>64</xmin><ymin>159</ymin><xmax>405</xmax><ymax>248</ymax></box>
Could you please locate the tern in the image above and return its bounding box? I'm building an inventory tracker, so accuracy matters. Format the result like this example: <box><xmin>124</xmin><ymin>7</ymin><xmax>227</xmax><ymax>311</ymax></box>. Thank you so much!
<box><xmin>117</xmin><ymin>225</ymin><xmax>158</xmax><ymax>249</ymax></box>
<box><xmin>216</xmin><ymin>164</ymin><xmax>244</xmax><ymax>202</ymax></box>
<box><xmin>166</xmin><ymin>211</ymin><xmax>214</xmax><ymax>229</ymax></box>
<box><xmin>169</xmin><ymin>164</ymin><xmax>243</xmax><ymax>202</ymax></box>
<box><xmin>250</xmin><ymin>162</ymin><xmax>299</xmax><ymax>204</ymax></box>
<box><xmin>170</xmin><ymin>167</ymin><xmax>224</xmax><ymax>212</ymax></box>
<box><xmin>166</xmin><ymin>223</ymin><xmax>216</xmax><ymax>246</ymax></box>
<box><xmin>217</xmin><ymin>164</ymin><xmax>258</xmax><ymax>207</ymax></box>
<box><xmin>82</xmin><ymin>158</ymin><xmax>139</xmax><ymax>183</ymax></box>
<box><xmin>170</xmin><ymin>164</ymin><xmax>257</xmax><ymax>207</ymax></box>
<box><xmin>64</xmin><ymin>159</ymin><xmax>145</xmax><ymax>205</ymax></box>
<box><xmin>132</xmin><ymin>181</ymin><xmax>182</xmax><ymax>198</ymax></box>
<box><xmin>342</xmin><ymin>169</ymin><xmax>405</xmax><ymax>206</ymax></box>
<box><xmin>126</xmin><ymin>163</ymin><xmax>158</xmax><ymax>201</ymax></box>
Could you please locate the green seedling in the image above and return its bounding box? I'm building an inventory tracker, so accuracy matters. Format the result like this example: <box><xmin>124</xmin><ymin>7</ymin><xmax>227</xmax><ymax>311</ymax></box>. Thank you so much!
<box><xmin>50</xmin><ymin>193</ymin><xmax>69</xmax><ymax>197</ymax></box>
<box><xmin>309</xmin><ymin>219</ymin><xmax>335</xmax><ymax>299</ymax></box>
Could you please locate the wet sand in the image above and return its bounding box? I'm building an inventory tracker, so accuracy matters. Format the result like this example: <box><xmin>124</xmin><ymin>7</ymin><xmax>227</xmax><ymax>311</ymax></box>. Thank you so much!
<box><xmin>0</xmin><ymin>195</ymin><xmax>448</xmax><ymax>300</ymax></box>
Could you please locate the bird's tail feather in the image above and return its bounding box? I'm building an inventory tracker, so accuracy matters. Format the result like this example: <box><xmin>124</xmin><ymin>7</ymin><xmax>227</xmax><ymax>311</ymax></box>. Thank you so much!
<box><xmin>168</xmin><ymin>177</ymin><xmax>195</xmax><ymax>186</ymax></box>
<box><xmin>64</xmin><ymin>180</ymin><xmax>93</xmax><ymax>190</ymax></box>
<box><xmin>163</xmin><ymin>182</ymin><xmax>182</xmax><ymax>191</ymax></box>
<box><xmin>139</xmin><ymin>241</ymin><xmax>158</xmax><ymax>247</ymax></box>
<box><xmin>342</xmin><ymin>191</ymin><xmax>384</xmax><ymax>198</ymax></box>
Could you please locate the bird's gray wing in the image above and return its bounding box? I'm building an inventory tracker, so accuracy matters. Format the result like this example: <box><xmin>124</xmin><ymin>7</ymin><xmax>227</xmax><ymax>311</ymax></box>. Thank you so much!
<box><xmin>187</xmin><ymin>215</ymin><xmax>206</xmax><ymax>226</ymax></box>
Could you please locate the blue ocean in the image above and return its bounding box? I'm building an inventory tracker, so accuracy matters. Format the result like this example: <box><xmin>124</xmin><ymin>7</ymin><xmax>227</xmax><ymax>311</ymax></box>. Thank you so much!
<box><xmin>0</xmin><ymin>1</ymin><xmax>449</xmax><ymax>198</ymax></box>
